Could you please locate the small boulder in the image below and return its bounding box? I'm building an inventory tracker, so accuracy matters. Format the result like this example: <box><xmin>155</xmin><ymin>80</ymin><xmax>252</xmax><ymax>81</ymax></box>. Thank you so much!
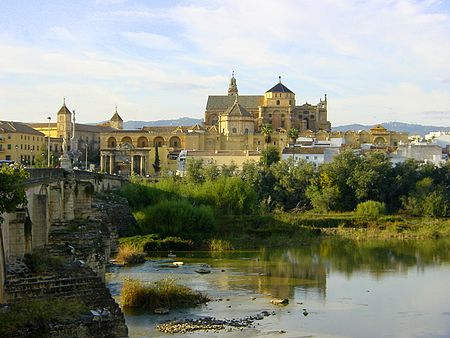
<box><xmin>270</xmin><ymin>298</ymin><xmax>289</xmax><ymax>305</ymax></box>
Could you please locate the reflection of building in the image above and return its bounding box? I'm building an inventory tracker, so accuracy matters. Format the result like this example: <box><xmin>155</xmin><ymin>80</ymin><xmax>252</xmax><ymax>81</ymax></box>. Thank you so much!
<box><xmin>0</xmin><ymin>121</ymin><xmax>45</xmax><ymax>164</ymax></box>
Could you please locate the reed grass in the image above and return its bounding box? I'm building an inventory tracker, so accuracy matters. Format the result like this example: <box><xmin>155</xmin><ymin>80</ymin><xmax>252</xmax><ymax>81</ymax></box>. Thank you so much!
<box><xmin>115</xmin><ymin>244</ymin><xmax>145</xmax><ymax>265</ymax></box>
<box><xmin>121</xmin><ymin>277</ymin><xmax>209</xmax><ymax>310</ymax></box>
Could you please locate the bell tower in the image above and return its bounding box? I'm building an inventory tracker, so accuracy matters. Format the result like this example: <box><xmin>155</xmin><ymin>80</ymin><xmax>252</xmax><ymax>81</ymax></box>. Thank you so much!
<box><xmin>228</xmin><ymin>71</ymin><xmax>238</xmax><ymax>96</ymax></box>
<box><xmin>57</xmin><ymin>98</ymin><xmax>72</xmax><ymax>140</ymax></box>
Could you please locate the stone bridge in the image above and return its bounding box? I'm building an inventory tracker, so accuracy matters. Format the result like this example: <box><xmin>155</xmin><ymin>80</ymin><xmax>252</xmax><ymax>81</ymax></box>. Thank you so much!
<box><xmin>0</xmin><ymin>168</ymin><xmax>127</xmax><ymax>303</ymax></box>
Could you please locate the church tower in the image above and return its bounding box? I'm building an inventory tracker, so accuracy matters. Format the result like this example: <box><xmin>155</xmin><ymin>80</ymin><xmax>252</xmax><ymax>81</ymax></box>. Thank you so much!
<box><xmin>228</xmin><ymin>71</ymin><xmax>238</xmax><ymax>96</ymax></box>
<box><xmin>57</xmin><ymin>98</ymin><xmax>72</xmax><ymax>140</ymax></box>
<box><xmin>109</xmin><ymin>106</ymin><xmax>123</xmax><ymax>129</ymax></box>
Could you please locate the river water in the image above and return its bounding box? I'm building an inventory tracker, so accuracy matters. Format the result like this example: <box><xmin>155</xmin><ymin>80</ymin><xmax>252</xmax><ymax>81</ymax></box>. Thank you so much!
<box><xmin>106</xmin><ymin>238</ymin><xmax>450</xmax><ymax>338</ymax></box>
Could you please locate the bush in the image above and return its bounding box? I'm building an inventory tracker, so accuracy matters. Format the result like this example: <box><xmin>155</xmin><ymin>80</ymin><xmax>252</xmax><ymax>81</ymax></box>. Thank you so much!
<box><xmin>119</xmin><ymin>234</ymin><xmax>160</xmax><ymax>251</ymax></box>
<box><xmin>0</xmin><ymin>299</ymin><xmax>88</xmax><ymax>337</ymax></box>
<box><xmin>115</xmin><ymin>244</ymin><xmax>145</xmax><ymax>264</ymax></box>
<box><xmin>24</xmin><ymin>250</ymin><xmax>64</xmax><ymax>273</ymax></box>
<box><xmin>143</xmin><ymin>237</ymin><xmax>194</xmax><ymax>252</ymax></box>
<box><xmin>208</xmin><ymin>239</ymin><xmax>234</xmax><ymax>251</ymax></box>
<box><xmin>356</xmin><ymin>200</ymin><xmax>386</xmax><ymax>218</ymax></box>
<box><xmin>135</xmin><ymin>200</ymin><xmax>216</xmax><ymax>236</ymax></box>
<box><xmin>121</xmin><ymin>278</ymin><xmax>209</xmax><ymax>310</ymax></box>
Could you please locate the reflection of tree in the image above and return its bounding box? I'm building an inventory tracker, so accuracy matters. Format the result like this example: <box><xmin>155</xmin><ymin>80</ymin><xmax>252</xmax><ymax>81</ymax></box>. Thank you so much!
<box><xmin>207</xmin><ymin>239</ymin><xmax>450</xmax><ymax>300</ymax></box>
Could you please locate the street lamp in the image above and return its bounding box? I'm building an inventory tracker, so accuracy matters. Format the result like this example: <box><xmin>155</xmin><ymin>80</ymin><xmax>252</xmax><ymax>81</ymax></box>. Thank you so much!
<box><xmin>47</xmin><ymin>116</ymin><xmax>51</xmax><ymax>167</ymax></box>
<box><xmin>15</xmin><ymin>145</ymin><xmax>18</xmax><ymax>164</ymax></box>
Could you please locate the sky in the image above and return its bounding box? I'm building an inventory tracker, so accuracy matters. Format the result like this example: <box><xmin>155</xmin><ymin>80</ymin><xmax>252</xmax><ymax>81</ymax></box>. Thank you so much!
<box><xmin>0</xmin><ymin>0</ymin><xmax>450</xmax><ymax>127</ymax></box>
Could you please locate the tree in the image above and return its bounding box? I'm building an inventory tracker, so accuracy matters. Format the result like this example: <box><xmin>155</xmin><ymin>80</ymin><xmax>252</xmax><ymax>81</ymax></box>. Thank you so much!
<box><xmin>261</xmin><ymin>124</ymin><xmax>274</xmax><ymax>167</ymax></box>
<box><xmin>221</xmin><ymin>161</ymin><xmax>237</xmax><ymax>177</ymax></box>
<box><xmin>260</xmin><ymin>146</ymin><xmax>280</xmax><ymax>167</ymax></box>
<box><xmin>152</xmin><ymin>144</ymin><xmax>161</xmax><ymax>175</ymax></box>
<box><xmin>203</xmin><ymin>163</ymin><xmax>220</xmax><ymax>181</ymax></box>
<box><xmin>287</xmin><ymin>128</ymin><xmax>299</xmax><ymax>164</ymax></box>
<box><xmin>185</xmin><ymin>158</ymin><xmax>204</xmax><ymax>183</ymax></box>
<box><xmin>0</xmin><ymin>165</ymin><xmax>29</xmax><ymax>222</ymax></box>
<box><xmin>33</xmin><ymin>144</ymin><xmax>58</xmax><ymax>168</ymax></box>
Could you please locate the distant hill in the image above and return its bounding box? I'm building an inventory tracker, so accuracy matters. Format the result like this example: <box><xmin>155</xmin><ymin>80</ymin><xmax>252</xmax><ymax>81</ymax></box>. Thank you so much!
<box><xmin>123</xmin><ymin>117</ymin><xmax>203</xmax><ymax>130</ymax></box>
<box><xmin>332</xmin><ymin>122</ymin><xmax>450</xmax><ymax>136</ymax></box>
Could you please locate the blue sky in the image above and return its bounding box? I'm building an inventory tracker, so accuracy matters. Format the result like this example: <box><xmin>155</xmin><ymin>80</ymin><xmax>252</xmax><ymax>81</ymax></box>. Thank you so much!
<box><xmin>0</xmin><ymin>0</ymin><xmax>449</xmax><ymax>126</ymax></box>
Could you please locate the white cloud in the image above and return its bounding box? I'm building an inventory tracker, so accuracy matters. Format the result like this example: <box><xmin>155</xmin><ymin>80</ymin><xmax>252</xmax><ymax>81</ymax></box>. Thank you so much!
<box><xmin>49</xmin><ymin>27</ymin><xmax>75</xmax><ymax>41</ymax></box>
<box><xmin>121</xmin><ymin>32</ymin><xmax>181</xmax><ymax>50</ymax></box>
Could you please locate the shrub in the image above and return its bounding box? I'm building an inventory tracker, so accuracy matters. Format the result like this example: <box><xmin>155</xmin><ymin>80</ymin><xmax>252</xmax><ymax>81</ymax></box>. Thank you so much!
<box><xmin>208</xmin><ymin>239</ymin><xmax>234</xmax><ymax>252</ymax></box>
<box><xmin>0</xmin><ymin>299</ymin><xmax>88</xmax><ymax>337</ymax></box>
<box><xmin>356</xmin><ymin>200</ymin><xmax>386</xmax><ymax>218</ymax></box>
<box><xmin>136</xmin><ymin>200</ymin><xmax>216</xmax><ymax>236</ymax></box>
<box><xmin>121</xmin><ymin>278</ymin><xmax>209</xmax><ymax>310</ymax></box>
<box><xmin>143</xmin><ymin>237</ymin><xmax>194</xmax><ymax>252</ymax></box>
<box><xmin>115</xmin><ymin>244</ymin><xmax>145</xmax><ymax>265</ymax></box>
<box><xmin>119</xmin><ymin>234</ymin><xmax>160</xmax><ymax>251</ymax></box>
<box><xmin>24</xmin><ymin>250</ymin><xmax>64</xmax><ymax>273</ymax></box>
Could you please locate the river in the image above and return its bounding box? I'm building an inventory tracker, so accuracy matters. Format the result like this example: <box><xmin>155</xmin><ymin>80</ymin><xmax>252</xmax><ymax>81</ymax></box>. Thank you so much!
<box><xmin>106</xmin><ymin>238</ymin><xmax>450</xmax><ymax>338</ymax></box>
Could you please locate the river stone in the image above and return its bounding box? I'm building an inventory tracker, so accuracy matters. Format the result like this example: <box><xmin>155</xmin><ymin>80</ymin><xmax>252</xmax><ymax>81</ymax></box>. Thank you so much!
<box><xmin>270</xmin><ymin>298</ymin><xmax>289</xmax><ymax>305</ymax></box>
<box><xmin>154</xmin><ymin>308</ymin><xmax>170</xmax><ymax>314</ymax></box>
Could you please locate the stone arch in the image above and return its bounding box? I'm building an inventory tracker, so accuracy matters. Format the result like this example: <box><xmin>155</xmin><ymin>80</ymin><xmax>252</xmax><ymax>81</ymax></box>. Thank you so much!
<box><xmin>153</xmin><ymin>136</ymin><xmax>165</xmax><ymax>147</ymax></box>
<box><xmin>121</xmin><ymin>136</ymin><xmax>133</xmax><ymax>146</ymax></box>
<box><xmin>373</xmin><ymin>136</ymin><xmax>387</xmax><ymax>145</ymax></box>
<box><xmin>137</xmin><ymin>136</ymin><xmax>149</xmax><ymax>148</ymax></box>
<box><xmin>169</xmin><ymin>136</ymin><xmax>181</xmax><ymax>149</ymax></box>
<box><xmin>107</xmin><ymin>137</ymin><xmax>117</xmax><ymax>148</ymax></box>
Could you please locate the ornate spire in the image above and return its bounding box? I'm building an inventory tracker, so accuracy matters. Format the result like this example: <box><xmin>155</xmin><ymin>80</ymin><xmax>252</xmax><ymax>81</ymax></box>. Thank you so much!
<box><xmin>279</xmin><ymin>75</ymin><xmax>282</xmax><ymax>83</ymax></box>
<box><xmin>228</xmin><ymin>71</ymin><xmax>238</xmax><ymax>96</ymax></box>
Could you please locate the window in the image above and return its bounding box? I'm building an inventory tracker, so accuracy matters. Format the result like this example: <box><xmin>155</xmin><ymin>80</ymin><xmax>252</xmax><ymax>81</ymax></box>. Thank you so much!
<box><xmin>314</xmin><ymin>156</ymin><xmax>318</xmax><ymax>160</ymax></box>
<box><xmin>21</xmin><ymin>144</ymin><xmax>23</xmax><ymax>150</ymax></box>
<box><xmin>37</xmin><ymin>146</ymin><xmax>40</xmax><ymax>151</ymax></box>
<box><xmin>244</xmin><ymin>128</ymin><xmax>249</xmax><ymax>134</ymax></box>
<box><xmin>268</xmin><ymin>113</ymin><xmax>272</xmax><ymax>118</ymax></box>
<box><xmin>21</xmin><ymin>135</ymin><xmax>23</xmax><ymax>140</ymax></box>
<box><xmin>0</xmin><ymin>145</ymin><xmax>2</xmax><ymax>151</ymax></box>
<box><xmin>257</xmin><ymin>141</ymin><xmax>261</xmax><ymax>145</ymax></box>
<box><xmin>273</xmin><ymin>141</ymin><xmax>276</xmax><ymax>145</ymax></box>
<box><xmin>232</xmin><ymin>128</ymin><xmax>237</xmax><ymax>133</ymax></box>
<box><xmin>281</xmin><ymin>114</ymin><xmax>285</xmax><ymax>117</ymax></box>
<box><xmin>7</xmin><ymin>144</ymin><xmax>11</xmax><ymax>150</ymax></box>
<box><xmin>5</xmin><ymin>155</ymin><xmax>11</xmax><ymax>160</ymax></box>
<box><xmin>306</xmin><ymin>156</ymin><xmax>310</xmax><ymax>159</ymax></box>
<box><xmin>276</xmin><ymin>100</ymin><xmax>280</xmax><ymax>105</ymax></box>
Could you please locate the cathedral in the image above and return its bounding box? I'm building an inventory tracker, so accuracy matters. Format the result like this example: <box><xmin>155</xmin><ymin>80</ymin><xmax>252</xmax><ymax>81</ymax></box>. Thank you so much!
<box><xmin>205</xmin><ymin>73</ymin><xmax>331</xmax><ymax>134</ymax></box>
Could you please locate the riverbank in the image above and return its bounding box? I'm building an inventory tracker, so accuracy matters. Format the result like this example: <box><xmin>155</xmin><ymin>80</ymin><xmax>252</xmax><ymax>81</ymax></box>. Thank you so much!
<box><xmin>119</xmin><ymin>213</ymin><xmax>450</xmax><ymax>252</ymax></box>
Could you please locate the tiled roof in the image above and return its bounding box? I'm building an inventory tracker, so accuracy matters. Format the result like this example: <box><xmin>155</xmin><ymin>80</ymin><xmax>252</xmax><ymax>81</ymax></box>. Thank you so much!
<box><xmin>0</xmin><ymin>121</ymin><xmax>44</xmax><ymax>136</ymax></box>
<box><xmin>110</xmin><ymin>112</ymin><xmax>123</xmax><ymax>121</ymax></box>
<box><xmin>224</xmin><ymin>98</ymin><xmax>252</xmax><ymax>117</ymax></box>
<box><xmin>266</xmin><ymin>82</ymin><xmax>294</xmax><ymax>93</ymax></box>
<box><xmin>206</xmin><ymin>95</ymin><xmax>263</xmax><ymax>110</ymax></box>
<box><xmin>75</xmin><ymin>123</ymin><xmax>114</xmax><ymax>133</ymax></box>
<box><xmin>57</xmin><ymin>104</ymin><xmax>71</xmax><ymax>115</ymax></box>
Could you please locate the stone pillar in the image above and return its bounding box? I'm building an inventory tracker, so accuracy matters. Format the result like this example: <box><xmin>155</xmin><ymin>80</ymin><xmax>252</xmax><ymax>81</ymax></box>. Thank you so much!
<box><xmin>30</xmin><ymin>194</ymin><xmax>48</xmax><ymax>248</ymax></box>
<box><xmin>100</xmin><ymin>155</ymin><xmax>104</xmax><ymax>172</ymax></box>
<box><xmin>140</xmin><ymin>155</ymin><xmax>144</xmax><ymax>176</ymax></box>
<box><xmin>109</xmin><ymin>155</ymin><xmax>114</xmax><ymax>175</ymax></box>
<box><xmin>0</xmin><ymin>214</ymin><xmax>7</xmax><ymax>304</ymax></box>
<box><xmin>131</xmin><ymin>155</ymin><xmax>135</xmax><ymax>175</ymax></box>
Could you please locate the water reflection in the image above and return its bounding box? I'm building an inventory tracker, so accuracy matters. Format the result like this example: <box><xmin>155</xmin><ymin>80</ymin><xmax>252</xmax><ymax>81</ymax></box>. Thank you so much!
<box><xmin>108</xmin><ymin>238</ymin><xmax>450</xmax><ymax>338</ymax></box>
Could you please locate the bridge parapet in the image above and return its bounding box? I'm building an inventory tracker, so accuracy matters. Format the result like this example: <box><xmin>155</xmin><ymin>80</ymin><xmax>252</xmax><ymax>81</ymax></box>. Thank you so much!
<box><xmin>24</xmin><ymin>168</ymin><xmax>66</xmax><ymax>185</ymax></box>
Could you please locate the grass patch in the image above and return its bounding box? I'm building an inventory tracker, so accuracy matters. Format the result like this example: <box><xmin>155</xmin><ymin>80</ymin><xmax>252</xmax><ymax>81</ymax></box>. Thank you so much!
<box><xmin>115</xmin><ymin>244</ymin><xmax>145</xmax><ymax>265</ymax></box>
<box><xmin>0</xmin><ymin>299</ymin><xmax>88</xmax><ymax>337</ymax></box>
<box><xmin>121</xmin><ymin>278</ymin><xmax>209</xmax><ymax>310</ymax></box>
<box><xmin>208</xmin><ymin>239</ymin><xmax>234</xmax><ymax>251</ymax></box>
<box><xmin>24</xmin><ymin>249</ymin><xmax>65</xmax><ymax>273</ymax></box>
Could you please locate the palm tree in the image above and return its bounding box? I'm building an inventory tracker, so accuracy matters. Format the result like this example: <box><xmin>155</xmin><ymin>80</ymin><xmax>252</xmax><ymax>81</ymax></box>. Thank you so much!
<box><xmin>261</xmin><ymin>124</ymin><xmax>273</xmax><ymax>167</ymax></box>
<box><xmin>288</xmin><ymin>128</ymin><xmax>299</xmax><ymax>165</ymax></box>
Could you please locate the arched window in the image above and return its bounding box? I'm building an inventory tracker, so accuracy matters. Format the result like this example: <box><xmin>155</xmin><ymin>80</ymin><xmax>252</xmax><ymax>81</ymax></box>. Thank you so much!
<box><xmin>169</xmin><ymin>136</ymin><xmax>181</xmax><ymax>149</ymax></box>
<box><xmin>276</xmin><ymin>100</ymin><xmax>280</xmax><ymax>105</ymax></box>
<box><xmin>244</xmin><ymin>128</ymin><xmax>249</xmax><ymax>134</ymax></box>
<box><xmin>107</xmin><ymin>137</ymin><xmax>117</xmax><ymax>148</ymax></box>
<box><xmin>153</xmin><ymin>136</ymin><xmax>164</xmax><ymax>147</ymax></box>
<box><xmin>232</xmin><ymin>127</ymin><xmax>237</xmax><ymax>133</ymax></box>
<box><xmin>121</xmin><ymin>136</ymin><xmax>132</xmax><ymax>146</ymax></box>
<box><xmin>137</xmin><ymin>136</ymin><xmax>149</xmax><ymax>148</ymax></box>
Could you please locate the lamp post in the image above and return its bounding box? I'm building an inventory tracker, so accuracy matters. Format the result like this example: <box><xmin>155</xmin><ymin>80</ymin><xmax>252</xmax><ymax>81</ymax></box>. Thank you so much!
<box><xmin>15</xmin><ymin>145</ymin><xmax>18</xmax><ymax>164</ymax></box>
<box><xmin>30</xmin><ymin>150</ymin><xmax>33</xmax><ymax>167</ymax></box>
<box><xmin>47</xmin><ymin>116</ymin><xmax>51</xmax><ymax>167</ymax></box>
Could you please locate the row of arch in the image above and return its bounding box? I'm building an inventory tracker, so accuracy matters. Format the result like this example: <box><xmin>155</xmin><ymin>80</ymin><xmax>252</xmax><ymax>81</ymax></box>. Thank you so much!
<box><xmin>107</xmin><ymin>136</ymin><xmax>182</xmax><ymax>149</ymax></box>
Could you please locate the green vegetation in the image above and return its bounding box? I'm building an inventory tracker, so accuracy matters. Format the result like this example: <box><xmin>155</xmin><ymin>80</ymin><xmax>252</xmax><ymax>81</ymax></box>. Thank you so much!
<box><xmin>208</xmin><ymin>239</ymin><xmax>234</xmax><ymax>252</ymax></box>
<box><xmin>119</xmin><ymin>235</ymin><xmax>194</xmax><ymax>252</ymax></box>
<box><xmin>24</xmin><ymin>249</ymin><xmax>65</xmax><ymax>273</ymax></box>
<box><xmin>121</xmin><ymin>277</ymin><xmax>209</xmax><ymax>310</ymax></box>
<box><xmin>118</xmin><ymin>151</ymin><xmax>449</xmax><ymax>246</ymax></box>
<box><xmin>0</xmin><ymin>299</ymin><xmax>88</xmax><ymax>337</ymax></box>
<box><xmin>0</xmin><ymin>165</ymin><xmax>28</xmax><ymax>222</ymax></box>
<box><xmin>356</xmin><ymin>200</ymin><xmax>386</xmax><ymax>218</ymax></box>
<box><xmin>115</xmin><ymin>244</ymin><xmax>145</xmax><ymax>265</ymax></box>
